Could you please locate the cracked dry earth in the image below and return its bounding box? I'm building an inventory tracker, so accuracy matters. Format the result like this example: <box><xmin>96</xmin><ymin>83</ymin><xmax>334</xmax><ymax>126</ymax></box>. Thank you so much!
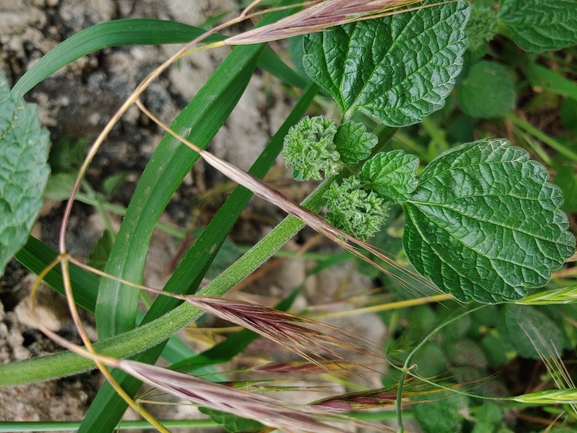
<box><xmin>0</xmin><ymin>0</ymin><xmax>387</xmax><ymax>431</ymax></box>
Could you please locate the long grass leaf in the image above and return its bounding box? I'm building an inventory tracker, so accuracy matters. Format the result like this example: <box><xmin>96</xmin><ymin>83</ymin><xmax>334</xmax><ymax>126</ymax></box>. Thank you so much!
<box><xmin>12</xmin><ymin>18</ymin><xmax>305</xmax><ymax>97</ymax></box>
<box><xmin>81</xmin><ymin>6</ymin><xmax>307</xmax><ymax>433</ymax></box>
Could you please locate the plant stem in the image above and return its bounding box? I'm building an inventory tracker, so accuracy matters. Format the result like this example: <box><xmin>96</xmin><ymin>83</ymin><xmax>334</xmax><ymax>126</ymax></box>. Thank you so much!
<box><xmin>0</xmin><ymin>126</ymin><xmax>397</xmax><ymax>386</ymax></box>
<box><xmin>505</xmin><ymin>112</ymin><xmax>577</xmax><ymax>162</ymax></box>
<box><xmin>0</xmin><ymin>420</ymin><xmax>217</xmax><ymax>432</ymax></box>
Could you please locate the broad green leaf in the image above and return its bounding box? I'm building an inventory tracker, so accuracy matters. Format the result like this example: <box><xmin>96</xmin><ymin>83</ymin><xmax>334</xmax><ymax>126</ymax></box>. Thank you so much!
<box><xmin>198</xmin><ymin>408</ymin><xmax>264</xmax><ymax>433</ymax></box>
<box><xmin>412</xmin><ymin>343</ymin><xmax>446</xmax><ymax>377</ymax></box>
<box><xmin>498</xmin><ymin>0</ymin><xmax>577</xmax><ymax>53</ymax></box>
<box><xmin>457</xmin><ymin>61</ymin><xmax>516</xmax><ymax>119</ymax></box>
<box><xmin>0</xmin><ymin>76</ymin><xmax>50</xmax><ymax>276</ymax></box>
<box><xmin>43</xmin><ymin>172</ymin><xmax>76</xmax><ymax>201</ymax></box>
<box><xmin>403</xmin><ymin>139</ymin><xmax>575</xmax><ymax>303</ymax></box>
<box><xmin>445</xmin><ymin>338</ymin><xmax>488</xmax><ymax>367</ymax></box>
<box><xmin>480</xmin><ymin>332</ymin><xmax>514</xmax><ymax>368</ymax></box>
<box><xmin>413</xmin><ymin>390</ymin><xmax>468</xmax><ymax>433</ymax></box>
<box><xmin>476</xmin><ymin>402</ymin><xmax>503</xmax><ymax>425</ymax></box>
<box><xmin>334</xmin><ymin>120</ymin><xmax>377</xmax><ymax>164</ymax></box>
<box><xmin>102</xmin><ymin>172</ymin><xmax>129</xmax><ymax>199</ymax></box>
<box><xmin>302</xmin><ymin>0</ymin><xmax>470</xmax><ymax>126</ymax></box>
<box><xmin>500</xmin><ymin>304</ymin><xmax>565</xmax><ymax>359</ymax></box>
<box><xmin>554</xmin><ymin>165</ymin><xmax>577</xmax><ymax>213</ymax></box>
<box><xmin>359</xmin><ymin>150</ymin><xmax>419</xmax><ymax>202</ymax></box>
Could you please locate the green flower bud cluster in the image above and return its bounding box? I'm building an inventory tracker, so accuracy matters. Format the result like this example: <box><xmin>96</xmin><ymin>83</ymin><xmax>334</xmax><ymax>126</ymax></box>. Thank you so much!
<box><xmin>282</xmin><ymin>116</ymin><xmax>340</xmax><ymax>181</ymax></box>
<box><xmin>323</xmin><ymin>177</ymin><xmax>389</xmax><ymax>241</ymax></box>
<box><xmin>283</xmin><ymin>116</ymin><xmax>418</xmax><ymax>240</ymax></box>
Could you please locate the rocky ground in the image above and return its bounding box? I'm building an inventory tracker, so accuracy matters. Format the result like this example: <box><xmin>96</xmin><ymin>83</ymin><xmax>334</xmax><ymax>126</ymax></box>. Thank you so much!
<box><xmin>0</xmin><ymin>0</ymin><xmax>387</xmax><ymax>431</ymax></box>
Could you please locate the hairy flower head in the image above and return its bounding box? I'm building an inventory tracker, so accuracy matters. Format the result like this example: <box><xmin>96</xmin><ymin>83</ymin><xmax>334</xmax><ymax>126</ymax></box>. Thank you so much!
<box><xmin>283</xmin><ymin>116</ymin><xmax>341</xmax><ymax>181</ymax></box>
<box><xmin>324</xmin><ymin>177</ymin><xmax>389</xmax><ymax>241</ymax></box>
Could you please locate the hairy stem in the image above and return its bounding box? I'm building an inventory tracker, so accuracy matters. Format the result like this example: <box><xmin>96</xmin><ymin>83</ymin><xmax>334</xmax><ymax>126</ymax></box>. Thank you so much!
<box><xmin>0</xmin><ymin>125</ymin><xmax>397</xmax><ymax>387</ymax></box>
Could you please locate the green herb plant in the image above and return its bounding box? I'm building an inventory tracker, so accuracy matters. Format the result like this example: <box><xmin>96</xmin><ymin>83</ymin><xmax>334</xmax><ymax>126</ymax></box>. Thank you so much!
<box><xmin>1</xmin><ymin>0</ymin><xmax>577</xmax><ymax>432</ymax></box>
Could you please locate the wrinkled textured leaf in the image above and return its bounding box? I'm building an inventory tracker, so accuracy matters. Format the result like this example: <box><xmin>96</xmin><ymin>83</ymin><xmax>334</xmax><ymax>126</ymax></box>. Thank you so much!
<box><xmin>199</xmin><ymin>407</ymin><xmax>264</xmax><ymax>433</ymax></box>
<box><xmin>0</xmin><ymin>75</ymin><xmax>50</xmax><ymax>276</ymax></box>
<box><xmin>498</xmin><ymin>0</ymin><xmax>577</xmax><ymax>53</ymax></box>
<box><xmin>500</xmin><ymin>304</ymin><xmax>565</xmax><ymax>359</ymax></box>
<box><xmin>359</xmin><ymin>150</ymin><xmax>419</xmax><ymax>202</ymax></box>
<box><xmin>302</xmin><ymin>0</ymin><xmax>470</xmax><ymax>126</ymax></box>
<box><xmin>334</xmin><ymin>120</ymin><xmax>377</xmax><ymax>164</ymax></box>
<box><xmin>413</xmin><ymin>390</ymin><xmax>468</xmax><ymax>433</ymax></box>
<box><xmin>457</xmin><ymin>61</ymin><xmax>516</xmax><ymax>119</ymax></box>
<box><xmin>403</xmin><ymin>139</ymin><xmax>575</xmax><ymax>303</ymax></box>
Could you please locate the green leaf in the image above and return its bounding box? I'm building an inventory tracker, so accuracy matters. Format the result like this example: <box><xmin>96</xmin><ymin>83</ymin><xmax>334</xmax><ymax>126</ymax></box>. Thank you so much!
<box><xmin>12</xmin><ymin>19</ymin><xmax>306</xmax><ymax>98</ymax></box>
<box><xmin>413</xmin><ymin>390</ymin><xmax>468</xmax><ymax>433</ymax></box>
<box><xmin>480</xmin><ymin>331</ymin><xmax>514</xmax><ymax>368</ymax></box>
<box><xmin>403</xmin><ymin>138</ymin><xmax>575</xmax><ymax>302</ymax></box>
<box><xmin>302</xmin><ymin>0</ymin><xmax>470</xmax><ymax>126</ymax></box>
<box><xmin>192</xmin><ymin>228</ymin><xmax>240</xmax><ymax>280</ymax></box>
<box><xmin>43</xmin><ymin>172</ymin><xmax>76</xmax><ymax>201</ymax></box>
<box><xmin>0</xmin><ymin>75</ymin><xmax>50</xmax><ymax>276</ymax></box>
<box><xmin>282</xmin><ymin>116</ymin><xmax>340</xmax><ymax>180</ymax></box>
<box><xmin>102</xmin><ymin>172</ymin><xmax>129</xmax><ymax>199</ymax></box>
<box><xmin>498</xmin><ymin>0</ymin><xmax>577</xmax><ymax>53</ymax></box>
<box><xmin>476</xmin><ymin>402</ymin><xmax>503</xmax><ymax>425</ymax></box>
<box><xmin>500</xmin><ymin>304</ymin><xmax>566</xmax><ymax>359</ymax></box>
<box><xmin>554</xmin><ymin>165</ymin><xmax>577</xmax><ymax>213</ymax></box>
<box><xmin>412</xmin><ymin>343</ymin><xmax>447</xmax><ymax>377</ymax></box>
<box><xmin>457</xmin><ymin>61</ymin><xmax>516</xmax><ymax>119</ymax></box>
<box><xmin>198</xmin><ymin>408</ymin><xmax>264</xmax><ymax>433</ymax></box>
<box><xmin>87</xmin><ymin>229</ymin><xmax>115</xmax><ymax>272</ymax></box>
<box><xmin>445</xmin><ymin>338</ymin><xmax>488</xmax><ymax>367</ymax></box>
<box><xmin>359</xmin><ymin>150</ymin><xmax>419</xmax><ymax>202</ymax></box>
<box><xmin>334</xmin><ymin>120</ymin><xmax>378</xmax><ymax>164</ymax></box>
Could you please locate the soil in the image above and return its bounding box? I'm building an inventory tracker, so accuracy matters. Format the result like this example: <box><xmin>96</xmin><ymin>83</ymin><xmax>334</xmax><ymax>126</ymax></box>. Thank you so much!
<box><xmin>0</xmin><ymin>1</ymin><xmax>387</xmax><ymax>431</ymax></box>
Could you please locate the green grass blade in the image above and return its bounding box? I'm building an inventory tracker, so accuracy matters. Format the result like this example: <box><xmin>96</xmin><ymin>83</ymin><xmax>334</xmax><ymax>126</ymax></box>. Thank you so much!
<box><xmin>80</xmin><ymin>81</ymin><xmax>316</xmax><ymax>433</ymax></box>
<box><xmin>84</xmin><ymin>4</ymin><xmax>304</xmax><ymax>433</ymax></box>
<box><xmin>12</xmin><ymin>19</ymin><xmax>304</xmax><ymax>98</ymax></box>
<box><xmin>14</xmin><ymin>237</ymin><xmax>207</xmax><ymax>366</ymax></box>
<box><xmin>12</xmin><ymin>19</ymin><xmax>217</xmax><ymax>97</ymax></box>
<box><xmin>95</xmin><ymin>48</ymin><xmax>261</xmax><ymax>340</ymax></box>
<box><xmin>525</xmin><ymin>62</ymin><xmax>577</xmax><ymax>100</ymax></box>
<box><xmin>14</xmin><ymin>236</ymin><xmax>99</xmax><ymax>312</ymax></box>
<box><xmin>0</xmin><ymin>420</ymin><xmax>218</xmax><ymax>432</ymax></box>
<box><xmin>0</xmin><ymin>126</ymin><xmax>397</xmax><ymax>389</ymax></box>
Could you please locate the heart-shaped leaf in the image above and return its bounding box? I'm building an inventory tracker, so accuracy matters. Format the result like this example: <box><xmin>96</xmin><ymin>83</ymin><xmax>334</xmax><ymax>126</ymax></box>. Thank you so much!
<box><xmin>302</xmin><ymin>0</ymin><xmax>470</xmax><ymax>126</ymax></box>
<box><xmin>403</xmin><ymin>139</ymin><xmax>575</xmax><ymax>303</ymax></box>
